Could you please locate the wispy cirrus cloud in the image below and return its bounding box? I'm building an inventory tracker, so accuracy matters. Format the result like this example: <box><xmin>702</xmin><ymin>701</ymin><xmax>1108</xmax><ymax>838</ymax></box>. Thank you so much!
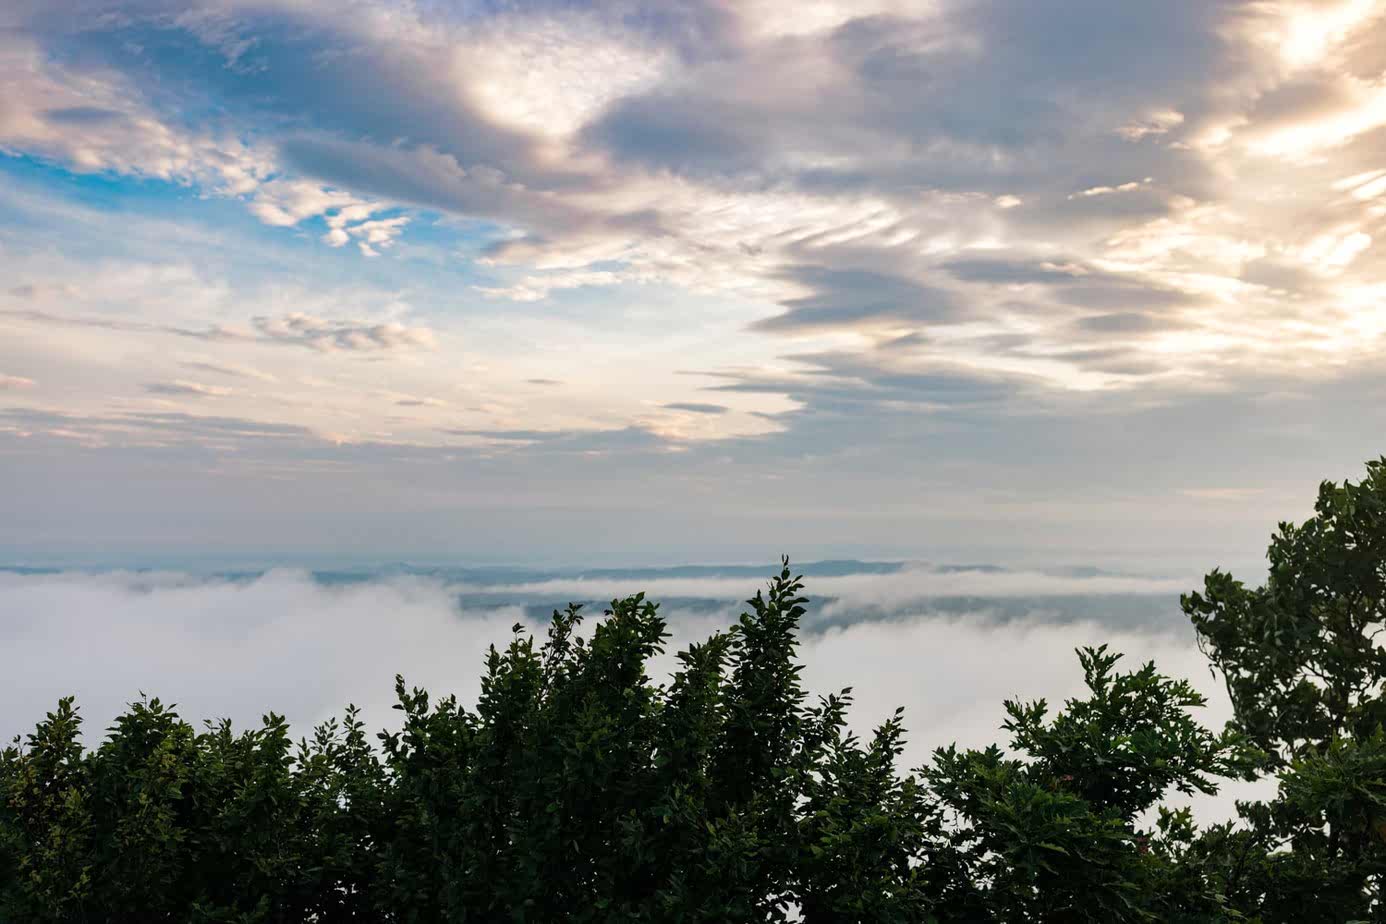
<box><xmin>2</xmin><ymin>307</ymin><xmax>436</xmax><ymax>353</ymax></box>
<box><xmin>179</xmin><ymin>360</ymin><xmax>277</xmax><ymax>382</ymax></box>
<box><xmin>145</xmin><ymin>380</ymin><xmax>235</xmax><ymax>398</ymax></box>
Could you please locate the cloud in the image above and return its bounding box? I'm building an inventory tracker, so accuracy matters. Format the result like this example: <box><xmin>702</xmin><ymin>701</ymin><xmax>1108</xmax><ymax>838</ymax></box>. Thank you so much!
<box><xmin>581</xmin><ymin>1</ymin><xmax>1231</xmax><ymax>189</ymax></box>
<box><xmin>276</xmin><ymin>135</ymin><xmax>593</xmax><ymax>240</ymax></box>
<box><xmin>0</xmin><ymin>406</ymin><xmax>318</xmax><ymax>452</ymax></box>
<box><xmin>476</xmin><ymin>269</ymin><xmax>646</xmax><ymax>302</ymax></box>
<box><xmin>2</xmin><ymin>307</ymin><xmax>194</xmax><ymax>338</ymax></box>
<box><xmin>0</xmin><ymin>566</ymin><xmax>1268</xmax><ymax>824</ymax></box>
<box><xmin>751</xmin><ymin>265</ymin><xmax>963</xmax><ymax>335</ymax></box>
<box><xmin>0</xmin><ymin>569</ymin><xmax>518</xmax><ymax>746</ymax></box>
<box><xmin>245</xmin><ymin>179</ymin><xmax>368</xmax><ymax>228</ymax></box>
<box><xmin>251</xmin><ymin>313</ymin><xmax>437</xmax><ymax>352</ymax></box>
<box><xmin>1116</xmin><ymin>110</ymin><xmax>1186</xmax><ymax>140</ymax></box>
<box><xmin>708</xmin><ymin>349</ymin><xmax>1026</xmax><ymax>413</ymax></box>
<box><xmin>247</xmin><ymin>178</ymin><xmax>407</xmax><ymax>253</ymax></box>
<box><xmin>0</xmin><ymin>374</ymin><xmax>35</xmax><ymax>389</ymax></box>
<box><xmin>457</xmin><ymin>12</ymin><xmax>675</xmax><ymax>139</ymax></box>
<box><xmin>3</xmin><ymin>0</ymin><xmax>1377</xmax><ymax>389</ymax></box>
<box><xmin>663</xmin><ymin>402</ymin><xmax>728</xmax><ymax>414</ymax></box>
<box><xmin>1180</xmin><ymin>487</ymin><xmax>1266</xmax><ymax>501</ymax></box>
<box><xmin>0</xmin><ymin>31</ymin><xmax>273</xmax><ymax>197</ymax></box>
<box><xmin>943</xmin><ymin>258</ymin><xmax>1099</xmax><ymax>286</ymax></box>
<box><xmin>1071</xmin><ymin>179</ymin><xmax>1153</xmax><ymax>198</ymax></box>
<box><xmin>144</xmin><ymin>380</ymin><xmax>235</xmax><ymax>398</ymax></box>
<box><xmin>447</xmin><ymin>425</ymin><xmax>668</xmax><ymax>455</ymax></box>
<box><xmin>179</xmin><ymin>360</ymin><xmax>277</xmax><ymax>383</ymax></box>
<box><xmin>458</xmin><ymin>564</ymin><xmax>1197</xmax><ymax>616</ymax></box>
<box><xmin>4</xmin><ymin>307</ymin><xmax>437</xmax><ymax>354</ymax></box>
<box><xmin>1074</xmin><ymin>312</ymin><xmax>1169</xmax><ymax>334</ymax></box>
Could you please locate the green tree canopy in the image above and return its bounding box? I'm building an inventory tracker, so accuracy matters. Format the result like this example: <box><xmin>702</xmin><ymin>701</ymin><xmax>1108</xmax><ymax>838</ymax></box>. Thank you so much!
<box><xmin>1184</xmin><ymin>458</ymin><xmax>1386</xmax><ymax>920</ymax></box>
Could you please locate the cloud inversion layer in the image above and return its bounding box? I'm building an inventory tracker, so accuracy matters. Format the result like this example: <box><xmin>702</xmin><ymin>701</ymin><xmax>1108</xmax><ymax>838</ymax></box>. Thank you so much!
<box><xmin>0</xmin><ymin>564</ymin><xmax>1274</xmax><ymax>821</ymax></box>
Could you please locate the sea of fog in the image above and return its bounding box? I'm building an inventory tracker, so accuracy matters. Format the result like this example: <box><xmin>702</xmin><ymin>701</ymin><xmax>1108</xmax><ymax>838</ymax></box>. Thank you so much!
<box><xmin>0</xmin><ymin>560</ymin><xmax>1274</xmax><ymax>821</ymax></box>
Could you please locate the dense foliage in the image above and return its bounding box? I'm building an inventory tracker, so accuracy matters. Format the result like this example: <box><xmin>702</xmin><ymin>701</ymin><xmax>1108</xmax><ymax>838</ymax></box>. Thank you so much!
<box><xmin>5</xmin><ymin>459</ymin><xmax>1386</xmax><ymax>922</ymax></box>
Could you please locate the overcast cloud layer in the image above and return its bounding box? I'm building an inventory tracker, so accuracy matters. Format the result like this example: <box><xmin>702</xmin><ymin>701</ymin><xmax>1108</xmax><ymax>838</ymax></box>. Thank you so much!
<box><xmin>2</xmin><ymin>0</ymin><xmax>1385</xmax><ymax>564</ymax></box>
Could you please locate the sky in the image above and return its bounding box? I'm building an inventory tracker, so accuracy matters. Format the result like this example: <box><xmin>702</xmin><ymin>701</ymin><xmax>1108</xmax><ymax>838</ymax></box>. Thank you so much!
<box><xmin>2</xmin><ymin>0</ymin><xmax>1386</xmax><ymax>569</ymax></box>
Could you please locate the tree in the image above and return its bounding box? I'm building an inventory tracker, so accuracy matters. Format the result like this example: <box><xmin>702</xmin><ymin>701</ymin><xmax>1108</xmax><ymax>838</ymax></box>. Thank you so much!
<box><xmin>1183</xmin><ymin>457</ymin><xmax>1386</xmax><ymax>920</ymax></box>
<box><xmin>923</xmin><ymin>646</ymin><xmax>1250</xmax><ymax>923</ymax></box>
<box><xmin>0</xmin><ymin>698</ymin><xmax>94</xmax><ymax>922</ymax></box>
